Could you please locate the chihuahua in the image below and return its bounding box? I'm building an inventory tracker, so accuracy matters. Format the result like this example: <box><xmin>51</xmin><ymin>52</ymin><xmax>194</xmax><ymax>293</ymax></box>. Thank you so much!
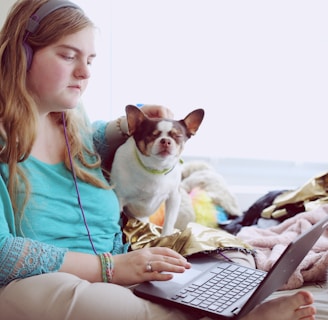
<box><xmin>111</xmin><ymin>105</ymin><xmax>204</xmax><ymax>236</ymax></box>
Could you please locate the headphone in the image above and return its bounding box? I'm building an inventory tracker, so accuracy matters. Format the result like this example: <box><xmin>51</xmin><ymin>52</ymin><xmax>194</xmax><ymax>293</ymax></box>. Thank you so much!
<box><xmin>24</xmin><ymin>0</ymin><xmax>81</xmax><ymax>70</ymax></box>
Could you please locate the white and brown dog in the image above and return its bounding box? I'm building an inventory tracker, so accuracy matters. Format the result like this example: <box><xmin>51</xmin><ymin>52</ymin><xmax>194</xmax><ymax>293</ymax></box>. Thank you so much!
<box><xmin>111</xmin><ymin>105</ymin><xmax>204</xmax><ymax>236</ymax></box>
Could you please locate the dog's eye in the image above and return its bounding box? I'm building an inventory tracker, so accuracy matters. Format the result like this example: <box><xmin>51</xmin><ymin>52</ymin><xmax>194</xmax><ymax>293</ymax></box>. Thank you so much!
<box><xmin>171</xmin><ymin>132</ymin><xmax>184</xmax><ymax>140</ymax></box>
<box><xmin>152</xmin><ymin>130</ymin><xmax>161</xmax><ymax>138</ymax></box>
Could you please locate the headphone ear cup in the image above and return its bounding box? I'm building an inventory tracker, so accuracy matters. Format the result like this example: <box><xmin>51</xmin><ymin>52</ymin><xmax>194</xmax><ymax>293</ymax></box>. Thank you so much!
<box><xmin>23</xmin><ymin>42</ymin><xmax>33</xmax><ymax>70</ymax></box>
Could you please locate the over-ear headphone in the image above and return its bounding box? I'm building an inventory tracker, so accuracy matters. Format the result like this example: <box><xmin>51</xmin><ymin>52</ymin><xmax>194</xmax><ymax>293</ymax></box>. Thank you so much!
<box><xmin>23</xmin><ymin>0</ymin><xmax>81</xmax><ymax>70</ymax></box>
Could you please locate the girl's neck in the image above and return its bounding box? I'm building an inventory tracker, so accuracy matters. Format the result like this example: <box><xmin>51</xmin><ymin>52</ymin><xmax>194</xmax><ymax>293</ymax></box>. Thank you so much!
<box><xmin>30</xmin><ymin>114</ymin><xmax>66</xmax><ymax>164</ymax></box>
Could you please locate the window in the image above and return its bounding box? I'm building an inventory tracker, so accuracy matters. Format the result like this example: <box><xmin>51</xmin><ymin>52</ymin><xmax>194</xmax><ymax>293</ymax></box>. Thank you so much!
<box><xmin>63</xmin><ymin>1</ymin><xmax>328</xmax><ymax>163</ymax></box>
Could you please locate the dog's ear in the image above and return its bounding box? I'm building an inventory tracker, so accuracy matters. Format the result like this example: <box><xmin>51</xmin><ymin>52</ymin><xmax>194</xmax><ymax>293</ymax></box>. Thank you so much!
<box><xmin>182</xmin><ymin>108</ymin><xmax>205</xmax><ymax>136</ymax></box>
<box><xmin>125</xmin><ymin>105</ymin><xmax>147</xmax><ymax>135</ymax></box>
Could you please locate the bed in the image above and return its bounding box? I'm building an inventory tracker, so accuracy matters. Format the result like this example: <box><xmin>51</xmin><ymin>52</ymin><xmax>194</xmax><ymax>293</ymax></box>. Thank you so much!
<box><xmin>126</xmin><ymin>159</ymin><xmax>328</xmax><ymax>318</ymax></box>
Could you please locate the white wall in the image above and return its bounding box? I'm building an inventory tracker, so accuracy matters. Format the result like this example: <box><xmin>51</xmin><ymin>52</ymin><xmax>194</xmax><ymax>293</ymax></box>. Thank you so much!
<box><xmin>76</xmin><ymin>0</ymin><xmax>328</xmax><ymax>164</ymax></box>
<box><xmin>1</xmin><ymin>0</ymin><xmax>15</xmax><ymax>22</ymax></box>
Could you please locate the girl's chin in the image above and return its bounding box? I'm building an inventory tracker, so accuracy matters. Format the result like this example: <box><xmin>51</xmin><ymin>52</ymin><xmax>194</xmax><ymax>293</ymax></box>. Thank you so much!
<box><xmin>62</xmin><ymin>100</ymin><xmax>80</xmax><ymax>109</ymax></box>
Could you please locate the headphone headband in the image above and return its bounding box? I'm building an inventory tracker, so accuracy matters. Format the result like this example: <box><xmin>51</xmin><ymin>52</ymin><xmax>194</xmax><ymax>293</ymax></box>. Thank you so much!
<box><xmin>26</xmin><ymin>0</ymin><xmax>81</xmax><ymax>34</ymax></box>
<box><xmin>24</xmin><ymin>0</ymin><xmax>81</xmax><ymax>70</ymax></box>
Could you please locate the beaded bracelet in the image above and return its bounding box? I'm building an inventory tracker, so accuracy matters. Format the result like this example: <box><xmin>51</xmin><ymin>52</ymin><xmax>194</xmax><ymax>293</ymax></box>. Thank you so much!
<box><xmin>99</xmin><ymin>252</ymin><xmax>114</xmax><ymax>283</ymax></box>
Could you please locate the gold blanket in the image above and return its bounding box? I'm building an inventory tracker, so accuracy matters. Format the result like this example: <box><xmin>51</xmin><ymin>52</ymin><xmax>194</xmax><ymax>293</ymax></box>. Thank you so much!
<box><xmin>123</xmin><ymin>218</ymin><xmax>254</xmax><ymax>257</ymax></box>
<box><xmin>262</xmin><ymin>172</ymin><xmax>328</xmax><ymax>219</ymax></box>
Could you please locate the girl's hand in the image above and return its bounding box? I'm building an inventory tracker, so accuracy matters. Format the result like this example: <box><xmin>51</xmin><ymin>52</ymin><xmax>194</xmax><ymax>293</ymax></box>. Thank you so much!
<box><xmin>140</xmin><ymin>105</ymin><xmax>174</xmax><ymax>119</ymax></box>
<box><xmin>111</xmin><ymin>247</ymin><xmax>191</xmax><ymax>286</ymax></box>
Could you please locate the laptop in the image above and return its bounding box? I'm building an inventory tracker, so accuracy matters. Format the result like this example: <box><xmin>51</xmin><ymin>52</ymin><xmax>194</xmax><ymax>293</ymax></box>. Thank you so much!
<box><xmin>134</xmin><ymin>215</ymin><xmax>328</xmax><ymax>319</ymax></box>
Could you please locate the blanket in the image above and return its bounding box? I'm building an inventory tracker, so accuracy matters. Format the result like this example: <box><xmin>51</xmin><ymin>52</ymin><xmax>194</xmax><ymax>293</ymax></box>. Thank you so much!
<box><xmin>237</xmin><ymin>205</ymin><xmax>328</xmax><ymax>290</ymax></box>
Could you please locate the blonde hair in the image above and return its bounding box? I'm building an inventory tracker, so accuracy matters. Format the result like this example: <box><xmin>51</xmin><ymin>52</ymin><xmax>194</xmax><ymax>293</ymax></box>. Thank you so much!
<box><xmin>0</xmin><ymin>0</ymin><xmax>109</xmax><ymax>215</ymax></box>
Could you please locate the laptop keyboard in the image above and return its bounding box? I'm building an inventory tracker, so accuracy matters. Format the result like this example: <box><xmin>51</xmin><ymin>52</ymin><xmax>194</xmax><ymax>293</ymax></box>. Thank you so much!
<box><xmin>170</xmin><ymin>262</ymin><xmax>266</xmax><ymax>313</ymax></box>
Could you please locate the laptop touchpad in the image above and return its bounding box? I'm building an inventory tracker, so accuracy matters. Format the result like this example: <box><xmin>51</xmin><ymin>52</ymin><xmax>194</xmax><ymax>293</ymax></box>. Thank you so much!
<box><xmin>170</xmin><ymin>268</ymin><xmax>202</xmax><ymax>285</ymax></box>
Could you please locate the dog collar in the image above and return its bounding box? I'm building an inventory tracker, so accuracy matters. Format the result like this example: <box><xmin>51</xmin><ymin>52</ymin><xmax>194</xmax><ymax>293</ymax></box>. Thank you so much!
<box><xmin>134</xmin><ymin>150</ymin><xmax>182</xmax><ymax>175</ymax></box>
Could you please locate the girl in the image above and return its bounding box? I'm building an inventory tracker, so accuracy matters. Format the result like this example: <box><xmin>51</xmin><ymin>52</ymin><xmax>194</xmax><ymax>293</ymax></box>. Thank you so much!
<box><xmin>0</xmin><ymin>1</ymin><xmax>316</xmax><ymax>319</ymax></box>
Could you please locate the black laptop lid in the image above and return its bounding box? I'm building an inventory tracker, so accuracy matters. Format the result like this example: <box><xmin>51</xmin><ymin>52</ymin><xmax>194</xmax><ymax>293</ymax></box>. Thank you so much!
<box><xmin>238</xmin><ymin>215</ymin><xmax>328</xmax><ymax>317</ymax></box>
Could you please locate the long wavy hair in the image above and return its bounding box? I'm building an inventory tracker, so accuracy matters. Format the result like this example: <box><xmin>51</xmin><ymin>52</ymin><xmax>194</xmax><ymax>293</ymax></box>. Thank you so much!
<box><xmin>0</xmin><ymin>0</ymin><xmax>109</xmax><ymax>216</ymax></box>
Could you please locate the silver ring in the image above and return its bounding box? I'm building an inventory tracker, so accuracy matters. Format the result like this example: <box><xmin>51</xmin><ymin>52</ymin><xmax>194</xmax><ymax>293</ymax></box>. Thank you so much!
<box><xmin>146</xmin><ymin>262</ymin><xmax>153</xmax><ymax>272</ymax></box>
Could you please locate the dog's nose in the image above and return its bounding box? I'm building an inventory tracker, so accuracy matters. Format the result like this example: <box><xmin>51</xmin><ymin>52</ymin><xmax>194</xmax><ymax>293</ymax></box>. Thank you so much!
<box><xmin>160</xmin><ymin>138</ymin><xmax>171</xmax><ymax>147</ymax></box>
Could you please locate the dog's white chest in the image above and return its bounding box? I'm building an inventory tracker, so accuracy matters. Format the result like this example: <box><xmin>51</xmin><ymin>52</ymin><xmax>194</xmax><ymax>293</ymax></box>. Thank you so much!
<box><xmin>111</xmin><ymin>138</ymin><xmax>181</xmax><ymax>217</ymax></box>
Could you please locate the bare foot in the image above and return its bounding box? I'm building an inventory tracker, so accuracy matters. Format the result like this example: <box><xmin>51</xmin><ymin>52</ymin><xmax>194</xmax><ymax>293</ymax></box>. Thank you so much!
<box><xmin>241</xmin><ymin>291</ymin><xmax>316</xmax><ymax>320</ymax></box>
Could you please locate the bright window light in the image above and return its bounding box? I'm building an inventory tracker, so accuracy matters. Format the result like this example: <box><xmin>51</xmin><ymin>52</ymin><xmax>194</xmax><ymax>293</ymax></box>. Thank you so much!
<box><xmin>73</xmin><ymin>1</ymin><xmax>328</xmax><ymax>163</ymax></box>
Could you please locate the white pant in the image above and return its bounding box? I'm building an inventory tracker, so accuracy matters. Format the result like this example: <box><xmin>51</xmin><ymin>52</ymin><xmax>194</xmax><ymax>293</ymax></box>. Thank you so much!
<box><xmin>0</xmin><ymin>251</ymin><xmax>254</xmax><ymax>320</ymax></box>
<box><xmin>0</xmin><ymin>272</ymin><xmax>195</xmax><ymax>320</ymax></box>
